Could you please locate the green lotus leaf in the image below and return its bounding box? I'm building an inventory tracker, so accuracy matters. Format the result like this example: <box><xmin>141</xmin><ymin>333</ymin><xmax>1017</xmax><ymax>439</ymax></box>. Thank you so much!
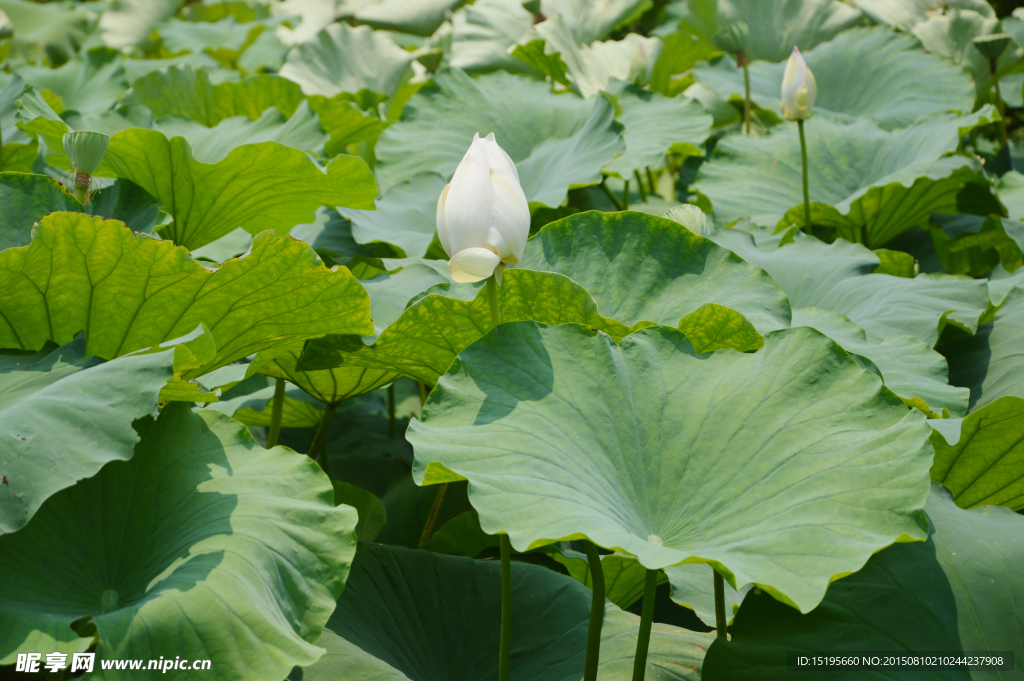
<box><xmin>155</xmin><ymin>14</ymin><xmax>283</xmax><ymax>66</ymax></box>
<box><xmin>0</xmin><ymin>335</ymin><xmax>181</xmax><ymax>534</ymax></box>
<box><xmin>673</xmin><ymin>0</ymin><xmax>862</xmax><ymax>63</ymax></box>
<box><xmin>420</xmin><ymin>510</ymin><xmax>500</xmax><ymax>557</ymax></box>
<box><xmin>339</xmin><ymin>172</ymin><xmax>447</xmax><ymax>258</ymax></box>
<box><xmin>540</xmin><ymin>0</ymin><xmax>653</xmax><ymax>44</ymax></box>
<box><xmin>0</xmin><ymin>173</ymin><xmax>82</xmax><ymax>250</ymax></box>
<box><xmin>942</xmin><ymin>285</ymin><xmax>1024</xmax><ymax>410</ymax></box>
<box><xmin>125</xmin><ymin>66</ymin><xmax>305</xmax><ymax>126</ymax></box>
<box><xmin>347</xmin><ymin>0</ymin><xmax>465</xmax><ymax>36</ymax></box>
<box><xmin>307</xmin><ymin>93</ymin><xmax>389</xmax><ymax>155</ymax></box>
<box><xmin>408</xmin><ymin>322</ymin><xmax>934</xmax><ymax>613</ymax></box>
<box><xmin>13</xmin><ymin>47</ymin><xmax>127</xmax><ymax>115</ymax></box>
<box><xmin>712</xmin><ymin>229</ymin><xmax>990</xmax><ymax>347</ymax></box>
<box><xmin>0</xmin><ymin>213</ymin><xmax>373</xmax><ymax>381</ymax></box>
<box><xmin>855</xmin><ymin>0</ymin><xmax>994</xmax><ymax>32</ymax></box>
<box><xmin>0</xmin><ymin>0</ymin><xmax>89</xmax><ymax>65</ymax></box>
<box><xmin>701</xmin><ymin>484</ymin><xmax>1023</xmax><ymax>678</ymax></box>
<box><xmin>279</xmin><ymin>22</ymin><xmax>414</xmax><ymax>99</ymax></box>
<box><xmin>694</xmin><ymin>27</ymin><xmax>974</xmax><ymax>131</ymax></box>
<box><xmin>99</xmin><ymin>0</ymin><xmax>182</xmax><ymax>50</ymax></box>
<box><xmin>332</xmin><ymin>480</ymin><xmax>387</xmax><ymax>542</ymax></box>
<box><xmin>445</xmin><ymin>0</ymin><xmax>539</xmax><ymax>74</ymax></box>
<box><xmin>666</xmin><ymin>562</ymin><xmax>747</xmax><ymax>628</ymax></box>
<box><xmin>930</xmin><ymin>396</ymin><xmax>1024</xmax><ymax>511</ymax></box>
<box><xmin>203</xmin><ymin>373</ymin><xmax>326</xmax><ymax>428</ymax></box>
<box><xmin>695</xmin><ymin>109</ymin><xmax>997</xmax><ymax>247</ymax></box>
<box><xmin>602</xmin><ymin>80</ymin><xmax>711</xmax><ymax>177</ymax></box>
<box><xmin>301</xmin><ymin>543</ymin><xmax>712</xmax><ymax>680</ymax></box>
<box><xmin>0</xmin><ymin>404</ymin><xmax>357</xmax><ymax>677</ymax></box>
<box><xmin>97</xmin><ymin>128</ymin><xmax>375</xmax><ymax>250</ymax></box>
<box><xmin>793</xmin><ymin>307</ymin><xmax>970</xmax><ymax>417</ymax></box>
<box><xmin>554</xmin><ymin>551</ymin><xmax>669</xmax><ymax>610</ymax></box>
<box><xmin>375</xmin><ymin>69</ymin><xmax>624</xmax><ymax>206</ymax></box>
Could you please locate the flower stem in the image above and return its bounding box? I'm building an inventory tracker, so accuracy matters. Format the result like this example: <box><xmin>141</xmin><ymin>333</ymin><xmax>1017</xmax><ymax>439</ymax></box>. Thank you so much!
<box><xmin>307</xmin><ymin>401</ymin><xmax>338</xmax><ymax>464</ymax></box>
<box><xmin>714</xmin><ymin>569</ymin><xmax>727</xmax><ymax>638</ymax></box>
<box><xmin>992</xmin><ymin>58</ymin><xmax>1008</xmax><ymax>146</ymax></box>
<box><xmin>486</xmin><ymin>273</ymin><xmax>501</xmax><ymax>328</ymax></box>
<box><xmin>797</xmin><ymin>119</ymin><xmax>811</xmax><ymax>233</ymax></box>
<box><xmin>418</xmin><ymin>482</ymin><xmax>449</xmax><ymax>546</ymax></box>
<box><xmin>387</xmin><ymin>383</ymin><xmax>396</xmax><ymax>439</ymax></box>
<box><xmin>622</xmin><ymin>179</ymin><xmax>630</xmax><ymax>210</ymax></box>
<box><xmin>583</xmin><ymin>541</ymin><xmax>606</xmax><ymax>681</ymax></box>
<box><xmin>600</xmin><ymin>177</ymin><xmax>624</xmax><ymax>211</ymax></box>
<box><xmin>417</xmin><ymin>380</ymin><xmax>429</xmax><ymax>406</ymax></box>
<box><xmin>742</xmin><ymin>63</ymin><xmax>752</xmax><ymax>135</ymax></box>
<box><xmin>631</xmin><ymin>569</ymin><xmax>658</xmax><ymax>681</ymax></box>
<box><xmin>646</xmin><ymin>166</ymin><xmax>656</xmax><ymax>195</ymax></box>
<box><xmin>266</xmin><ymin>378</ymin><xmax>286</xmax><ymax>448</ymax></box>
<box><xmin>634</xmin><ymin>169</ymin><xmax>647</xmax><ymax>203</ymax></box>
<box><xmin>499</xmin><ymin>534</ymin><xmax>512</xmax><ymax>681</ymax></box>
<box><xmin>0</xmin><ymin>116</ymin><xmax>4</xmax><ymax>172</ymax></box>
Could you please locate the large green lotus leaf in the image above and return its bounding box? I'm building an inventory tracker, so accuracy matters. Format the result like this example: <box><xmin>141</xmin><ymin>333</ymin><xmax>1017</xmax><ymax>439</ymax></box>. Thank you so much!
<box><xmin>701</xmin><ymin>484</ymin><xmax>1023</xmax><ymax>679</ymax></box>
<box><xmin>374</xmin><ymin>69</ymin><xmax>624</xmax><ymax>206</ymax></box>
<box><xmin>0</xmin><ymin>0</ymin><xmax>89</xmax><ymax>65</ymax></box>
<box><xmin>155</xmin><ymin>14</ymin><xmax>283</xmax><ymax>65</ymax></box>
<box><xmin>694</xmin><ymin>109</ymin><xmax>996</xmax><ymax>247</ymax></box>
<box><xmin>666</xmin><ymin>563</ymin><xmax>747</xmax><ymax>629</ymax></box>
<box><xmin>203</xmin><ymin>373</ymin><xmax>326</xmax><ymax>428</ymax></box>
<box><xmin>153</xmin><ymin>103</ymin><xmax>328</xmax><ymax>163</ymax></box>
<box><xmin>445</xmin><ymin>0</ymin><xmax>539</xmax><ymax>74</ymax></box>
<box><xmin>711</xmin><ymin>231</ymin><xmax>990</xmax><ymax>346</ymax></box>
<box><xmin>910</xmin><ymin>9</ymin><xmax>1015</xmax><ymax>100</ymax></box>
<box><xmin>854</xmin><ymin>0</ymin><xmax>994</xmax><ymax>31</ymax></box>
<box><xmin>307</xmin><ymin>93</ymin><xmax>389</xmax><ymax>155</ymax></box>
<box><xmin>930</xmin><ymin>397</ymin><xmax>1024</xmax><ymax>511</ymax></box>
<box><xmin>553</xmin><ymin>550</ymin><xmax>669</xmax><ymax>610</ymax></box>
<box><xmin>278</xmin><ymin>22</ymin><xmax>414</xmax><ymax>99</ymax></box>
<box><xmin>249</xmin><ymin>262</ymin><xmax>450</xmax><ymax>403</ymax></box>
<box><xmin>351</xmin><ymin>0</ymin><xmax>466</xmax><ymax>36</ymax></box>
<box><xmin>126</xmin><ymin>66</ymin><xmax>305</xmax><ymax>127</ymax></box>
<box><xmin>13</xmin><ymin>47</ymin><xmax>127</xmax><ymax>115</ymax></box>
<box><xmin>673</xmin><ymin>0</ymin><xmax>863</xmax><ymax>63</ymax></box>
<box><xmin>694</xmin><ymin>27</ymin><xmax>974</xmax><ymax>131</ymax></box>
<box><xmin>517</xmin><ymin>211</ymin><xmax>790</xmax><ymax>336</ymax></box>
<box><xmin>98</xmin><ymin>128</ymin><xmax>376</xmax><ymax>250</ymax></box>
<box><xmin>792</xmin><ymin>307</ymin><xmax>969</xmax><ymax>417</ymax></box>
<box><xmin>0</xmin><ymin>335</ymin><xmax>177</xmax><ymax>534</ymax></box>
<box><xmin>0</xmin><ymin>173</ymin><xmax>82</xmax><ymax>250</ymax></box>
<box><xmin>408</xmin><ymin>322</ymin><xmax>934</xmax><ymax>613</ymax></box>
<box><xmin>0</xmin><ymin>404</ymin><xmax>357</xmax><ymax>677</ymax></box>
<box><xmin>539</xmin><ymin>0</ymin><xmax>652</xmax><ymax>44</ymax></box>
<box><xmin>98</xmin><ymin>0</ymin><xmax>182</xmax><ymax>49</ymax></box>
<box><xmin>302</xmin><ymin>543</ymin><xmax>712</xmax><ymax>681</ymax></box>
<box><xmin>941</xmin><ymin>285</ymin><xmax>1024</xmax><ymax>411</ymax></box>
<box><xmin>0</xmin><ymin>74</ymin><xmax>28</xmax><ymax>148</ymax></box>
<box><xmin>0</xmin><ymin>213</ymin><xmax>373</xmax><ymax>380</ymax></box>
<box><xmin>602</xmin><ymin>80</ymin><xmax>711</xmax><ymax>177</ymax></box>
<box><xmin>339</xmin><ymin>172</ymin><xmax>448</xmax><ymax>258</ymax></box>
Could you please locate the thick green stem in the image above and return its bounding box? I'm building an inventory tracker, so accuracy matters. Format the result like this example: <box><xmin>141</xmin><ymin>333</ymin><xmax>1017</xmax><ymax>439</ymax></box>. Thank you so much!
<box><xmin>714</xmin><ymin>569</ymin><xmax>727</xmax><ymax>638</ymax></box>
<box><xmin>797</xmin><ymin>119</ymin><xmax>811</xmax><ymax>233</ymax></box>
<box><xmin>645</xmin><ymin>166</ymin><xmax>656</xmax><ymax>196</ymax></box>
<box><xmin>600</xmin><ymin>177</ymin><xmax>624</xmax><ymax>211</ymax></box>
<box><xmin>622</xmin><ymin>179</ymin><xmax>630</xmax><ymax>210</ymax></box>
<box><xmin>266</xmin><ymin>378</ymin><xmax>286</xmax><ymax>448</ymax></box>
<box><xmin>992</xmin><ymin>58</ymin><xmax>1008</xmax><ymax>146</ymax></box>
<box><xmin>742</xmin><ymin>63</ymin><xmax>751</xmax><ymax>135</ymax></box>
<box><xmin>387</xmin><ymin>383</ymin><xmax>397</xmax><ymax>439</ymax></box>
<box><xmin>583</xmin><ymin>541</ymin><xmax>606</xmax><ymax>681</ymax></box>
<box><xmin>74</xmin><ymin>184</ymin><xmax>88</xmax><ymax>205</ymax></box>
<box><xmin>417</xmin><ymin>380</ymin><xmax>429</xmax><ymax>406</ymax></box>
<box><xmin>307</xmin><ymin>402</ymin><xmax>338</xmax><ymax>464</ymax></box>
<box><xmin>633</xmin><ymin>169</ymin><xmax>647</xmax><ymax>203</ymax></box>
<box><xmin>0</xmin><ymin>116</ymin><xmax>4</xmax><ymax>172</ymax></box>
<box><xmin>486</xmin><ymin>273</ymin><xmax>501</xmax><ymax>328</ymax></box>
<box><xmin>631</xmin><ymin>569</ymin><xmax>658</xmax><ymax>681</ymax></box>
<box><xmin>499</xmin><ymin>534</ymin><xmax>512</xmax><ymax>681</ymax></box>
<box><xmin>418</xmin><ymin>482</ymin><xmax>449</xmax><ymax>546</ymax></box>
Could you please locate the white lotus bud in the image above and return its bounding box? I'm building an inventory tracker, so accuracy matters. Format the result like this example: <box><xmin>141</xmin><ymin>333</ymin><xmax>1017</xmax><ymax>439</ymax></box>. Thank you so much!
<box><xmin>780</xmin><ymin>46</ymin><xmax>816</xmax><ymax>121</ymax></box>
<box><xmin>436</xmin><ymin>133</ymin><xmax>530</xmax><ymax>283</ymax></box>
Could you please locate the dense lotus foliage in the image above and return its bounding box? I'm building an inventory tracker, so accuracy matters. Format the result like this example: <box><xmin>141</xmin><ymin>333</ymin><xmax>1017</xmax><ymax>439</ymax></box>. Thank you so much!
<box><xmin>0</xmin><ymin>0</ymin><xmax>1022</xmax><ymax>679</ymax></box>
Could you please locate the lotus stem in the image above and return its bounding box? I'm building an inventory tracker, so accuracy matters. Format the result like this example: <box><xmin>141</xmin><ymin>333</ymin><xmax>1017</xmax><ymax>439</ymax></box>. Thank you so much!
<box><xmin>418</xmin><ymin>482</ymin><xmax>449</xmax><ymax>546</ymax></box>
<box><xmin>714</xmin><ymin>569</ymin><xmax>727</xmax><ymax>638</ymax></box>
<box><xmin>0</xmin><ymin>117</ymin><xmax>4</xmax><ymax>172</ymax></box>
<box><xmin>742</xmin><ymin>63</ymin><xmax>752</xmax><ymax>135</ymax></box>
<box><xmin>631</xmin><ymin>569</ymin><xmax>658</xmax><ymax>681</ymax></box>
<box><xmin>797</xmin><ymin>119</ymin><xmax>811</xmax><ymax>233</ymax></box>
<box><xmin>622</xmin><ymin>180</ymin><xmax>630</xmax><ymax>210</ymax></box>
<box><xmin>388</xmin><ymin>383</ymin><xmax>397</xmax><ymax>439</ymax></box>
<box><xmin>74</xmin><ymin>174</ymin><xmax>90</xmax><ymax>206</ymax></box>
<box><xmin>645</xmin><ymin>166</ymin><xmax>656</xmax><ymax>195</ymax></box>
<box><xmin>266</xmin><ymin>378</ymin><xmax>285</xmax><ymax>448</ymax></box>
<box><xmin>417</xmin><ymin>380</ymin><xmax>429</xmax><ymax>406</ymax></box>
<box><xmin>634</xmin><ymin>169</ymin><xmax>647</xmax><ymax>203</ymax></box>
<box><xmin>991</xmin><ymin>58</ymin><xmax>1008</xmax><ymax>147</ymax></box>
<box><xmin>307</xmin><ymin>401</ymin><xmax>338</xmax><ymax>464</ymax></box>
<box><xmin>599</xmin><ymin>177</ymin><xmax>624</xmax><ymax>211</ymax></box>
<box><xmin>499</xmin><ymin>534</ymin><xmax>512</xmax><ymax>681</ymax></box>
<box><xmin>486</xmin><ymin>273</ymin><xmax>501</xmax><ymax>328</ymax></box>
<box><xmin>583</xmin><ymin>541</ymin><xmax>606</xmax><ymax>681</ymax></box>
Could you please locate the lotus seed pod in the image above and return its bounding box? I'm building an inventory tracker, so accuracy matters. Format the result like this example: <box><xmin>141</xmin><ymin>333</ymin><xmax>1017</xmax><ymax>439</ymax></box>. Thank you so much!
<box><xmin>62</xmin><ymin>131</ymin><xmax>109</xmax><ymax>176</ymax></box>
<box><xmin>664</xmin><ymin>204</ymin><xmax>711</xmax><ymax>237</ymax></box>
<box><xmin>713</xmin><ymin>21</ymin><xmax>749</xmax><ymax>56</ymax></box>
<box><xmin>973</xmin><ymin>33</ymin><xmax>1013</xmax><ymax>60</ymax></box>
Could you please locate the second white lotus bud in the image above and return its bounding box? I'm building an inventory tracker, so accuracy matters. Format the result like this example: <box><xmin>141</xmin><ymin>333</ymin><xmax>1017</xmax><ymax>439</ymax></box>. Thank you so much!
<box><xmin>780</xmin><ymin>46</ymin><xmax>816</xmax><ymax>121</ymax></box>
<box><xmin>436</xmin><ymin>133</ymin><xmax>530</xmax><ymax>283</ymax></box>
